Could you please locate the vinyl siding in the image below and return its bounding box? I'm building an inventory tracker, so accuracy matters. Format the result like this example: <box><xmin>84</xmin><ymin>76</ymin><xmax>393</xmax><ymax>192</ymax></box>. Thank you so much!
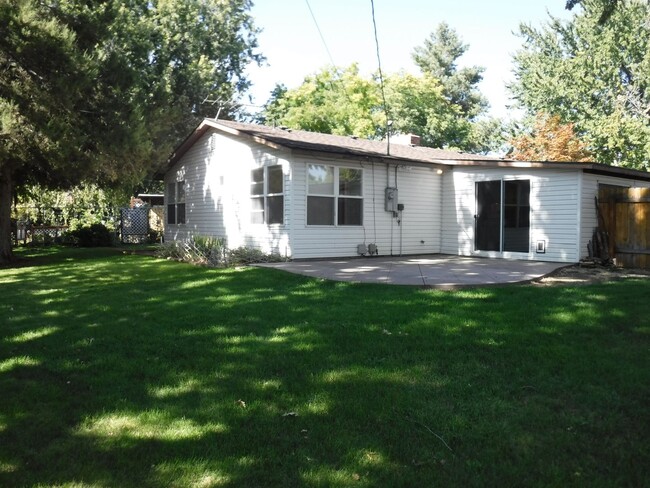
<box><xmin>441</xmin><ymin>167</ymin><xmax>582</xmax><ymax>263</ymax></box>
<box><xmin>290</xmin><ymin>157</ymin><xmax>442</xmax><ymax>259</ymax></box>
<box><xmin>164</xmin><ymin>130</ymin><xmax>292</xmax><ymax>256</ymax></box>
<box><xmin>579</xmin><ymin>173</ymin><xmax>650</xmax><ymax>259</ymax></box>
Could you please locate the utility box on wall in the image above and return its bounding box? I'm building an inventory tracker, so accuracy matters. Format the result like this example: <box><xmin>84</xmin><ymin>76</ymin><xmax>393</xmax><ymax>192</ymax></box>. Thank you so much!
<box><xmin>385</xmin><ymin>187</ymin><xmax>398</xmax><ymax>212</ymax></box>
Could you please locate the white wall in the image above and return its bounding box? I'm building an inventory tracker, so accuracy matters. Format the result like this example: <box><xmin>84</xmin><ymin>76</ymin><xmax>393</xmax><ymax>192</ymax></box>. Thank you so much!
<box><xmin>165</xmin><ymin>132</ymin><xmax>445</xmax><ymax>259</ymax></box>
<box><xmin>289</xmin><ymin>157</ymin><xmax>443</xmax><ymax>259</ymax></box>
<box><xmin>441</xmin><ymin>167</ymin><xmax>582</xmax><ymax>263</ymax></box>
<box><xmin>164</xmin><ymin>130</ymin><xmax>292</xmax><ymax>256</ymax></box>
<box><xmin>579</xmin><ymin>172</ymin><xmax>650</xmax><ymax>259</ymax></box>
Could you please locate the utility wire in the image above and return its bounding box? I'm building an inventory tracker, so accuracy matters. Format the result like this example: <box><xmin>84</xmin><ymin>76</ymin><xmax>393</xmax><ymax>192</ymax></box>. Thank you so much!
<box><xmin>304</xmin><ymin>0</ymin><xmax>337</xmax><ymax>68</ymax></box>
<box><xmin>303</xmin><ymin>0</ymin><xmax>353</xmax><ymax>106</ymax></box>
<box><xmin>370</xmin><ymin>0</ymin><xmax>390</xmax><ymax>155</ymax></box>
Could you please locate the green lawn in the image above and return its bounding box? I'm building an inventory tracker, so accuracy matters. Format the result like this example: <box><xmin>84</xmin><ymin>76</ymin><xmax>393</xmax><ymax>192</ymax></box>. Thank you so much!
<box><xmin>0</xmin><ymin>247</ymin><xmax>648</xmax><ymax>487</ymax></box>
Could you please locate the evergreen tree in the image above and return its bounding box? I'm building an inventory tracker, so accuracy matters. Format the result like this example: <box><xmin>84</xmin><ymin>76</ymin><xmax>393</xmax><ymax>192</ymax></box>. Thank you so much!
<box><xmin>411</xmin><ymin>22</ymin><xmax>488</xmax><ymax>119</ymax></box>
<box><xmin>0</xmin><ymin>0</ymin><xmax>262</xmax><ymax>262</ymax></box>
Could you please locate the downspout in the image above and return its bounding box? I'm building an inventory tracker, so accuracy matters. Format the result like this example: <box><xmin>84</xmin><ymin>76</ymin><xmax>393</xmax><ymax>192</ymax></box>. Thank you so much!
<box><xmin>388</xmin><ymin>163</ymin><xmax>393</xmax><ymax>255</ymax></box>
<box><xmin>575</xmin><ymin>171</ymin><xmax>583</xmax><ymax>262</ymax></box>
<box><xmin>396</xmin><ymin>165</ymin><xmax>401</xmax><ymax>256</ymax></box>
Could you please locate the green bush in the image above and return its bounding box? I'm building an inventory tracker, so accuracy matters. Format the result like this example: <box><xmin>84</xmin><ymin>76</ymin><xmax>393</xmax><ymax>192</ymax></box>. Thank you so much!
<box><xmin>67</xmin><ymin>223</ymin><xmax>115</xmax><ymax>247</ymax></box>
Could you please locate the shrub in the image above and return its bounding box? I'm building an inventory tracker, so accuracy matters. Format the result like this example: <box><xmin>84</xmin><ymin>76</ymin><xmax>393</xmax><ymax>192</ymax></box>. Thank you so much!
<box><xmin>155</xmin><ymin>237</ymin><xmax>225</xmax><ymax>266</ymax></box>
<box><xmin>155</xmin><ymin>238</ymin><xmax>285</xmax><ymax>267</ymax></box>
<box><xmin>67</xmin><ymin>223</ymin><xmax>115</xmax><ymax>247</ymax></box>
<box><xmin>226</xmin><ymin>246</ymin><xmax>285</xmax><ymax>266</ymax></box>
<box><xmin>193</xmin><ymin>236</ymin><xmax>226</xmax><ymax>266</ymax></box>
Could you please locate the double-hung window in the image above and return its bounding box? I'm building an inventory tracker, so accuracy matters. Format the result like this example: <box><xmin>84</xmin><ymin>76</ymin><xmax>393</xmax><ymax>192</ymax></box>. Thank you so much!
<box><xmin>307</xmin><ymin>164</ymin><xmax>363</xmax><ymax>226</ymax></box>
<box><xmin>251</xmin><ymin>165</ymin><xmax>284</xmax><ymax>224</ymax></box>
<box><xmin>166</xmin><ymin>180</ymin><xmax>186</xmax><ymax>225</ymax></box>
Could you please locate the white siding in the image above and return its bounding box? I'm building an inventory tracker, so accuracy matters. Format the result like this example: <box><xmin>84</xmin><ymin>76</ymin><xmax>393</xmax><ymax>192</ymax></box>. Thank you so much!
<box><xmin>165</xmin><ymin>131</ymin><xmax>650</xmax><ymax>264</ymax></box>
<box><xmin>579</xmin><ymin>172</ymin><xmax>650</xmax><ymax>259</ymax></box>
<box><xmin>164</xmin><ymin>130</ymin><xmax>292</xmax><ymax>256</ymax></box>
<box><xmin>441</xmin><ymin>167</ymin><xmax>582</xmax><ymax>263</ymax></box>
<box><xmin>290</xmin><ymin>158</ymin><xmax>443</xmax><ymax>259</ymax></box>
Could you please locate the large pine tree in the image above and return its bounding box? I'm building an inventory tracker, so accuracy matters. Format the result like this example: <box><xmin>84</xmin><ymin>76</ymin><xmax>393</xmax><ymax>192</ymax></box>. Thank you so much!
<box><xmin>0</xmin><ymin>0</ymin><xmax>262</xmax><ymax>262</ymax></box>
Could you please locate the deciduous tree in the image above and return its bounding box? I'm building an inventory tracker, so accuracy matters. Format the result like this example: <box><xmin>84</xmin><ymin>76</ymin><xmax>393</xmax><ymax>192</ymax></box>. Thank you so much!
<box><xmin>259</xmin><ymin>65</ymin><xmax>496</xmax><ymax>152</ymax></box>
<box><xmin>0</xmin><ymin>0</ymin><xmax>262</xmax><ymax>262</ymax></box>
<box><xmin>259</xmin><ymin>65</ymin><xmax>383</xmax><ymax>138</ymax></box>
<box><xmin>509</xmin><ymin>113</ymin><xmax>593</xmax><ymax>161</ymax></box>
<box><xmin>510</xmin><ymin>0</ymin><xmax>649</xmax><ymax>169</ymax></box>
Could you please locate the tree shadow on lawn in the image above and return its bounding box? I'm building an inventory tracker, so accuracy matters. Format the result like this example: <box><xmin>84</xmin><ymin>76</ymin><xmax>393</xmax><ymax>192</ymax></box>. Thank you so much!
<box><xmin>0</xmin><ymin>252</ymin><xmax>648</xmax><ymax>486</ymax></box>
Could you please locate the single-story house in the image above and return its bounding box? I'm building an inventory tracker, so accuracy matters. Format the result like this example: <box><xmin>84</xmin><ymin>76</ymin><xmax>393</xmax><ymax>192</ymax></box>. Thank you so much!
<box><xmin>163</xmin><ymin>119</ymin><xmax>650</xmax><ymax>263</ymax></box>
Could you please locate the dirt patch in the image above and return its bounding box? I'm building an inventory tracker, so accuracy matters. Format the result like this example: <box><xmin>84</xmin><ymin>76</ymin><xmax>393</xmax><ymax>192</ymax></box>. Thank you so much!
<box><xmin>534</xmin><ymin>262</ymin><xmax>650</xmax><ymax>286</ymax></box>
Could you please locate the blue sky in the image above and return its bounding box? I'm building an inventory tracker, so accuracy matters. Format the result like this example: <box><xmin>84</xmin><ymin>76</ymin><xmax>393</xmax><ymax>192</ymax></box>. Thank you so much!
<box><xmin>243</xmin><ymin>0</ymin><xmax>574</xmax><ymax>119</ymax></box>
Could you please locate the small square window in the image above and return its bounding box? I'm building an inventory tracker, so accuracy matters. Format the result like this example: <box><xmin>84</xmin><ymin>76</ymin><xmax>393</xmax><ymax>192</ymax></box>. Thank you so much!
<box><xmin>339</xmin><ymin>168</ymin><xmax>362</xmax><ymax>196</ymax></box>
<box><xmin>307</xmin><ymin>196</ymin><xmax>335</xmax><ymax>225</ymax></box>
<box><xmin>338</xmin><ymin>198</ymin><xmax>362</xmax><ymax>225</ymax></box>
<box><xmin>308</xmin><ymin>165</ymin><xmax>334</xmax><ymax>195</ymax></box>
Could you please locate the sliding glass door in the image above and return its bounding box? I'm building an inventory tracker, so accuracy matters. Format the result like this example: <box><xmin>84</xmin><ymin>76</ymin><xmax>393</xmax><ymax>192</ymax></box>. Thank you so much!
<box><xmin>475</xmin><ymin>180</ymin><xmax>530</xmax><ymax>253</ymax></box>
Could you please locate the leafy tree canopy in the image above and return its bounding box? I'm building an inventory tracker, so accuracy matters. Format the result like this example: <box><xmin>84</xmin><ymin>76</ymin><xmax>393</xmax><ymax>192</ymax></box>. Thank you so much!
<box><xmin>0</xmin><ymin>0</ymin><xmax>262</xmax><ymax>261</ymax></box>
<box><xmin>262</xmin><ymin>64</ymin><xmax>383</xmax><ymax>139</ymax></box>
<box><xmin>509</xmin><ymin>112</ymin><xmax>593</xmax><ymax>162</ymax></box>
<box><xmin>260</xmin><ymin>64</ymin><xmax>502</xmax><ymax>154</ymax></box>
<box><xmin>510</xmin><ymin>0</ymin><xmax>650</xmax><ymax>170</ymax></box>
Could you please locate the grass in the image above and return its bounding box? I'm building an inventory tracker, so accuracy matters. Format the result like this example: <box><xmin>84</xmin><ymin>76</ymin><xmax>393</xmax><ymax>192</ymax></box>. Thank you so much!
<box><xmin>0</xmin><ymin>247</ymin><xmax>648</xmax><ymax>487</ymax></box>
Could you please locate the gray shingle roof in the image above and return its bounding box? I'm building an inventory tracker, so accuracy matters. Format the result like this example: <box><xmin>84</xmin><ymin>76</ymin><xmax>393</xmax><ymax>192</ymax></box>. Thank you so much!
<box><xmin>211</xmin><ymin>119</ymin><xmax>498</xmax><ymax>165</ymax></box>
<box><xmin>164</xmin><ymin>119</ymin><xmax>650</xmax><ymax>182</ymax></box>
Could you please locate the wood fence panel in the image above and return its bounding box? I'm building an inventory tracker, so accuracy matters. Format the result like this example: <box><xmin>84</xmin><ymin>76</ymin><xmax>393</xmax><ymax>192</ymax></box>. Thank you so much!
<box><xmin>598</xmin><ymin>186</ymin><xmax>650</xmax><ymax>269</ymax></box>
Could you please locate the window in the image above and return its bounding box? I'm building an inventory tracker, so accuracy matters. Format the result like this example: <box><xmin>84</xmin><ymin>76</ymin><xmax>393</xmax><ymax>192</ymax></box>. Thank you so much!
<box><xmin>307</xmin><ymin>165</ymin><xmax>363</xmax><ymax>226</ymax></box>
<box><xmin>167</xmin><ymin>180</ymin><xmax>186</xmax><ymax>225</ymax></box>
<box><xmin>251</xmin><ymin>165</ymin><xmax>284</xmax><ymax>224</ymax></box>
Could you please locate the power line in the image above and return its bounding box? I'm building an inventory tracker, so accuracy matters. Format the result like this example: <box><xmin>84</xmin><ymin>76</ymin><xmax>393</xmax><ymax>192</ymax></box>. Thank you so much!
<box><xmin>370</xmin><ymin>0</ymin><xmax>391</xmax><ymax>155</ymax></box>
<box><xmin>303</xmin><ymin>0</ymin><xmax>354</xmax><ymax>106</ymax></box>
<box><xmin>304</xmin><ymin>0</ymin><xmax>337</xmax><ymax>68</ymax></box>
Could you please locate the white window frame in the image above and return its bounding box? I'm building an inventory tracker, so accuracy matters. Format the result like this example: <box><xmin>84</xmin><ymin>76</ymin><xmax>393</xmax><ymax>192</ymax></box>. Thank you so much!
<box><xmin>251</xmin><ymin>165</ymin><xmax>284</xmax><ymax>225</ymax></box>
<box><xmin>307</xmin><ymin>164</ymin><xmax>363</xmax><ymax>226</ymax></box>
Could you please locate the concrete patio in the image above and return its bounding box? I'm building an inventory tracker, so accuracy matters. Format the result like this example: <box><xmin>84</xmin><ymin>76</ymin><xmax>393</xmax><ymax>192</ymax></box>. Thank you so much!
<box><xmin>257</xmin><ymin>254</ymin><xmax>566</xmax><ymax>288</ymax></box>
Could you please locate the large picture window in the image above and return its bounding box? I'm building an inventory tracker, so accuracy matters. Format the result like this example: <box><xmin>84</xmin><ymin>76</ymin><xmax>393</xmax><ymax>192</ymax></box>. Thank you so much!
<box><xmin>166</xmin><ymin>180</ymin><xmax>186</xmax><ymax>225</ymax></box>
<box><xmin>307</xmin><ymin>165</ymin><xmax>363</xmax><ymax>226</ymax></box>
<box><xmin>251</xmin><ymin>165</ymin><xmax>284</xmax><ymax>224</ymax></box>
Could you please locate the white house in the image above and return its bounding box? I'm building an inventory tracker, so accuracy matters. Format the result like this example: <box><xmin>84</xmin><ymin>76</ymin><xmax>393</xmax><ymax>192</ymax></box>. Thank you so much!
<box><xmin>163</xmin><ymin>119</ymin><xmax>650</xmax><ymax>263</ymax></box>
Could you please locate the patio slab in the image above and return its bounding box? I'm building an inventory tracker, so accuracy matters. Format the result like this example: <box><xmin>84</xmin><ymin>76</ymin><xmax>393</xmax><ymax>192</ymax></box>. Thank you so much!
<box><xmin>256</xmin><ymin>255</ymin><xmax>566</xmax><ymax>288</ymax></box>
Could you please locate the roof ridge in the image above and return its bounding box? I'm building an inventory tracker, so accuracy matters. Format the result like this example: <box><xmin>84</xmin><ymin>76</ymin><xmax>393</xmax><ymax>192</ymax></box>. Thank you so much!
<box><xmin>210</xmin><ymin>119</ymin><xmax>492</xmax><ymax>161</ymax></box>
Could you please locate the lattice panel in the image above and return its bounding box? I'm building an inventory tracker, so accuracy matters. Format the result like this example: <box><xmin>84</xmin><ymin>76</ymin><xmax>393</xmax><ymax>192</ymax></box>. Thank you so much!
<box><xmin>121</xmin><ymin>207</ymin><xmax>149</xmax><ymax>243</ymax></box>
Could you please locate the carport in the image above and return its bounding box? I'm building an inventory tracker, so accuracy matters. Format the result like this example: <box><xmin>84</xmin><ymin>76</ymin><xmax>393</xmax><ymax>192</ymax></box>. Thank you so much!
<box><xmin>257</xmin><ymin>255</ymin><xmax>565</xmax><ymax>288</ymax></box>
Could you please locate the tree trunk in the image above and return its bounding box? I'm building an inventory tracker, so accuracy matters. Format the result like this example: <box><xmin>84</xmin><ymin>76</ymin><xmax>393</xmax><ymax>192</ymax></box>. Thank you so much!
<box><xmin>0</xmin><ymin>165</ymin><xmax>14</xmax><ymax>264</ymax></box>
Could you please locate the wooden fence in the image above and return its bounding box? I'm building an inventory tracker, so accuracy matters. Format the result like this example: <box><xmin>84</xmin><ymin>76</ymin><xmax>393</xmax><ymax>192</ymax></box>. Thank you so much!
<box><xmin>597</xmin><ymin>186</ymin><xmax>650</xmax><ymax>269</ymax></box>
